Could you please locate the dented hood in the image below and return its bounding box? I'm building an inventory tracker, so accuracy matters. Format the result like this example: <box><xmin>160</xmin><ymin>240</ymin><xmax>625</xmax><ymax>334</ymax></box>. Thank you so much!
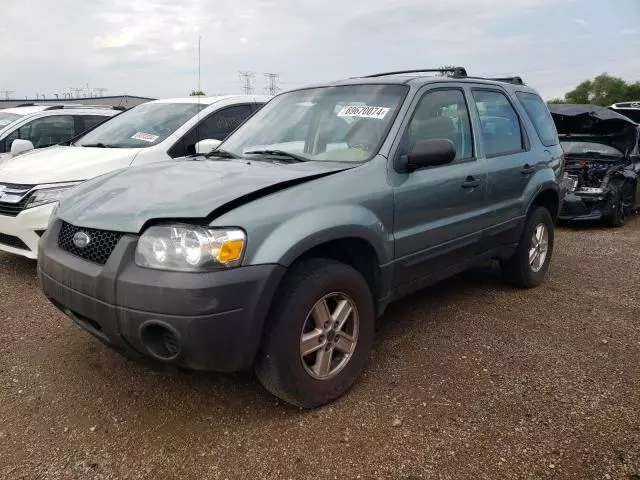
<box><xmin>549</xmin><ymin>104</ymin><xmax>637</xmax><ymax>135</ymax></box>
<box><xmin>58</xmin><ymin>158</ymin><xmax>349</xmax><ymax>232</ymax></box>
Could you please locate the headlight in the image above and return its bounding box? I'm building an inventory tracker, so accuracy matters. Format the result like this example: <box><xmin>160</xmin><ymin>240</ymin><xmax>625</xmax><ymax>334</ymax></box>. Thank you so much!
<box><xmin>135</xmin><ymin>225</ymin><xmax>246</xmax><ymax>271</ymax></box>
<box><xmin>26</xmin><ymin>186</ymin><xmax>75</xmax><ymax>209</ymax></box>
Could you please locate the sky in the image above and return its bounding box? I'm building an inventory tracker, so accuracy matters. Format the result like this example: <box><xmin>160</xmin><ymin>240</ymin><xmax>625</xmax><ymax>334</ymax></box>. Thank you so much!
<box><xmin>1</xmin><ymin>0</ymin><xmax>639</xmax><ymax>101</ymax></box>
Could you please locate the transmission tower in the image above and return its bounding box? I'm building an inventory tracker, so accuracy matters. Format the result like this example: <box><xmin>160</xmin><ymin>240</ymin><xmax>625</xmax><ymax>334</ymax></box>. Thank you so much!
<box><xmin>70</xmin><ymin>88</ymin><xmax>84</xmax><ymax>98</ymax></box>
<box><xmin>263</xmin><ymin>73</ymin><xmax>280</xmax><ymax>95</ymax></box>
<box><xmin>0</xmin><ymin>90</ymin><xmax>14</xmax><ymax>100</ymax></box>
<box><xmin>238</xmin><ymin>71</ymin><xmax>255</xmax><ymax>94</ymax></box>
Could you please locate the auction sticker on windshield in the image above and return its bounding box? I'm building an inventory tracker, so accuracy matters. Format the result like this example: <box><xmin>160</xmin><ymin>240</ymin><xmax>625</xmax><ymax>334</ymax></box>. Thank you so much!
<box><xmin>337</xmin><ymin>106</ymin><xmax>390</xmax><ymax>120</ymax></box>
<box><xmin>131</xmin><ymin>132</ymin><xmax>159</xmax><ymax>142</ymax></box>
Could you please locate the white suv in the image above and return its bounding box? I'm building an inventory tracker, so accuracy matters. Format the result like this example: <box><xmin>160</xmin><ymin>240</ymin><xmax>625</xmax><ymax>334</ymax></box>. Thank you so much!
<box><xmin>0</xmin><ymin>95</ymin><xmax>269</xmax><ymax>259</ymax></box>
<box><xmin>0</xmin><ymin>104</ymin><xmax>119</xmax><ymax>160</ymax></box>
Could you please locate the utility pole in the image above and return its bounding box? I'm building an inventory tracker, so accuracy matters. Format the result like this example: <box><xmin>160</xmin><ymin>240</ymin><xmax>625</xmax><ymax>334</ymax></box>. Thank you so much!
<box><xmin>0</xmin><ymin>90</ymin><xmax>14</xmax><ymax>100</ymax></box>
<box><xmin>263</xmin><ymin>73</ymin><xmax>280</xmax><ymax>95</ymax></box>
<box><xmin>198</xmin><ymin>36</ymin><xmax>202</xmax><ymax>93</ymax></box>
<box><xmin>238</xmin><ymin>71</ymin><xmax>255</xmax><ymax>94</ymax></box>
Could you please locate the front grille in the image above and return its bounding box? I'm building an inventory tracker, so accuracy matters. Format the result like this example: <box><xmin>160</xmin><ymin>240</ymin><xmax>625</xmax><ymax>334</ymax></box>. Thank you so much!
<box><xmin>0</xmin><ymin>183</ymin><xmax>35</xmax><ymax>217</ymax></box>
<box><xmin>0</xmin><ymin>198</ymin><xmax>31</xmax><ymax>217</ymax></box>
<box><xmin>58</xmin><ymin>221</ymin><xmax>123</xmax><ymax>265</ymax></box>
<box><xmin>0</xmin><ymin>233</ymin><xmax>30</xmax><ymax>251</ymax></box>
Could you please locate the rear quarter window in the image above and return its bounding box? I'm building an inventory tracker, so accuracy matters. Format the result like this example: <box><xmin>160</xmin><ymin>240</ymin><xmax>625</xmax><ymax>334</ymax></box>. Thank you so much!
<box><xmin>516</xmin><ymin>92</ymin><xmax>559</xmax><ymax>147</ymax></box>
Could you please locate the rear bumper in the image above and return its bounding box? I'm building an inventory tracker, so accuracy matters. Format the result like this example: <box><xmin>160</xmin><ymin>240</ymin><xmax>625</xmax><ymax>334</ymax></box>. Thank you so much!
<box><xmin>38</xmin><ymin>219</ymin><xmax>285</xmax><ymax>372</ymax></box>
<box><xmin>0</xmin><ymin>203</ymin><xmax>55</xmax><ymax>259</ymax></box>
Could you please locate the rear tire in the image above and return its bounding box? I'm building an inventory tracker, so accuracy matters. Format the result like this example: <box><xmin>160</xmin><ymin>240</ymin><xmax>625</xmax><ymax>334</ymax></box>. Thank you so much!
<box><xmin>501</xmin><ymin>206</ymin><xmax>554</xmax><ymax>288</ymax></box>
<box><xmin>255</xmin><ymin>259</ymin><xmax>375</xmax><ymax>408</ymax></box>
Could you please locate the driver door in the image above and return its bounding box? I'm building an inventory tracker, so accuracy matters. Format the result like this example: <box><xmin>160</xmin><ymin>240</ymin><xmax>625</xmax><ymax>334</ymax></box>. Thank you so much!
<box><xmin>390</xmin><ymin>86</ymin><xmax>489</xmax><ymax>290</ymax></box>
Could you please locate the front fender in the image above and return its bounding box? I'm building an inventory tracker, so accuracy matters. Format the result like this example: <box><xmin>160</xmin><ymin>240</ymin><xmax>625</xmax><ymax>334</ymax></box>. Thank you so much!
<box><xmin>247</xmin><ymin>204</ymin><xmax>393</xmax><ymax>267</ymax></box>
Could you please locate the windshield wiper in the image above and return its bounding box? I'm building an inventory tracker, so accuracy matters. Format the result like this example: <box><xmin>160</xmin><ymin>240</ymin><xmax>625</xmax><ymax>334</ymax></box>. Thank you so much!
<box><xmin>205</xmin><ymin>148</ymin><xmax>239</xmax><ymax>159</ymax></box>
<box><xmin>81</xmin><ymin>142</ymin><xmax>110</xmax><ymax>148</ymax></box>
<box><xmin>244</xmin><ymin>149</ymin><xmax>308</xmax><ymax>163</ymax></box>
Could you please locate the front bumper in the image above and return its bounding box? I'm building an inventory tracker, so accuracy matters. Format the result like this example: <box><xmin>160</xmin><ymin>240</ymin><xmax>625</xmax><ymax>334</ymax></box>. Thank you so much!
<box><xmin>0</xmin><ymin>203</ymin><xmax>56</xmax><ymax>259</ymax></box>
<box><xmin>38</xmin><ymin>219</ymin><xmax>285</xmax><ymax>372</ymax></box>
<box><xmin>557</xmin><ymin>190</ymin><xmax>612</xmax><ymax>221</ymax></box>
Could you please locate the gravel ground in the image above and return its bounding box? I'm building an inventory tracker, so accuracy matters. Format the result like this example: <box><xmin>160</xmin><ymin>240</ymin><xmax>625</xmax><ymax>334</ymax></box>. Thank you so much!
<box><xmin>1</xmin><ymin>219</ymin><xmax>639</xmax><ymax>480</ymax></box>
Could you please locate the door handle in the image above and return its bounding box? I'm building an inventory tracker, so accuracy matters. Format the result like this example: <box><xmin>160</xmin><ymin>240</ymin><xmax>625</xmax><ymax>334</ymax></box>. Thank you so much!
<box><xmin>521</xmin><ymin>164</ymin><xmax>536</xmax><ymax>175</ymax></box>
<box><xmin>462</xmin><ymin>176</ymin><xmax>481</xmax><ymax>188</ymax></box>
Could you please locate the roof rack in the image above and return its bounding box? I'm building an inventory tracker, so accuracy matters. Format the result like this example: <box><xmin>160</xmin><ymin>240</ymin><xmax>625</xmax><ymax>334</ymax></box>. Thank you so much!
<box><xmin>15</xmin><ymin>102</ymin><xmax>119</xmax><ymax>110</ymax></box>
<box><xmin>361</xmin><ymin>67</ymin><xmax>468</xmax><ymax>78</ymax></box>
<box><xmin>483</xmin><ymin>76</ymin><xmax>525</xmax><ymax>85</ymax></box>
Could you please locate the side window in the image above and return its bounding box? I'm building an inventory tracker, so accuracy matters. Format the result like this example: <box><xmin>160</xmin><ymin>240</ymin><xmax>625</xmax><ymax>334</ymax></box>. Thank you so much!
<box><xmin>13</xmin><ymin>115</ymin><xmax>76</xmax><ymax>148</ymax></box>
<box><xmin>3</xmin><ymin>128</ymin><xmax>20</xmax><ymax>151</ymax></box>
<box><xmin>169</xmin><ymin>104</ymin><xmax>254</xmax><ymax>157</ymax></box>
<box><xmin>471</xmin><ymin>90</ymin><xmax>524</xmax><ymax>157</ymax></box>
<box><xmin>198</xmin><ymin>104</ymin><xmax>254</xmax><ymax>141</ymax></box>
<box><xmin>80</xmin><ymin>115</ymin><xmax>110</xmax><ymax>132</ymax></box>
<box><xmin>404</xmin><ymin>89</ymin><xmax>473</xmax><ymax>161</ymax></box>
<box><xmin>515</xmin><ymin>92</ymin><xmax>558</xmax><ymax>147</ymax></box>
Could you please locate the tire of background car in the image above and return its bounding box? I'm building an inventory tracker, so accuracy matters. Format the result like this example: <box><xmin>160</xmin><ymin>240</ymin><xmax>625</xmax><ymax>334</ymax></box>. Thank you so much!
<box><xmin>500</xmin><ymin>206</ymin><xmax>554</xmax><ymax>288</ymax></box>
<box><xmin>609</xmin><ymin>180</ymin><xmax>634</xmax><ymax>228</ymax></box>
<box><xmin>255</xmin><ymin>258</ymin><xmax>375</xmax><ymax>408</ymax></box>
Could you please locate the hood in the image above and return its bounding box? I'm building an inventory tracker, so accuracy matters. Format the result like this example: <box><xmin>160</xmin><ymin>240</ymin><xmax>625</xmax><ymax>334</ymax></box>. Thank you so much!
<box><xmin>549</xmin><ymin>104</ymin><xmax>639</xmax><ymax>155</ymax></box>
<box><xmin>548</xmin><ymin>104</ymin><xmax>637</xmax><ymax>135</ymax></box>
<box><xmin>58</xmin><ymin>158</ymin><xmax>350</xmax><ymax>232</ymax></box>
<box><xmin>0</xmin><ymin>145</ymin><xmax>141</xmax><ymax>184</ymax></box>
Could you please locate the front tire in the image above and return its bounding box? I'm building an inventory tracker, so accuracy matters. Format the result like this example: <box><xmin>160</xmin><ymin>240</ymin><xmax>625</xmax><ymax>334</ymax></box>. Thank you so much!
<box><xmin>609</xmin><ymin>181</ymin><xmax>634</xmax><ymax>228</ymax></box>
<box><xmin>255</xmin><ymin>259</ymin><xmax>375</xmax><ymax>408</ymax></box>
<box><xmin>501</xmin><ymin>206</ymin><xmax>554</xmax><ymax>288</ymax></box>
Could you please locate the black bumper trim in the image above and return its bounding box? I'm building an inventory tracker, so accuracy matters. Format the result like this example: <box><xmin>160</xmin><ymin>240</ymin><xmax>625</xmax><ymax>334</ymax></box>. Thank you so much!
<box><xmin>38</xmin><ymin>219</ymin><xmax>286</xmax><ymax>372</ymax></box>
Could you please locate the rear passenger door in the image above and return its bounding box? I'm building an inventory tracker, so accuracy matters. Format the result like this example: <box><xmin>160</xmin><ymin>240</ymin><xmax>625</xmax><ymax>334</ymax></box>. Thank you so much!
<box><xmin>468</xmin><ymin>87</ymin><xmax>541</xmax><ymax>246</ymax></box>
<box><xmin>391</xmin><ymin>86</ymin><xmax>489</xmax><ymax>288</ymax></box>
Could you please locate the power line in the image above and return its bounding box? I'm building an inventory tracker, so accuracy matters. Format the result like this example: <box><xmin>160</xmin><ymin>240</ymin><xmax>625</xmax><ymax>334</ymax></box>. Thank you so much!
<box><xmin>263</xmin><ymin>73</ymin><xmax>280</xmax><ymax>95</ymax></box>
<box><xmin>238</xmin><ymin>71</ymin><xmax>255</xmax><ymax>94</ymax></box>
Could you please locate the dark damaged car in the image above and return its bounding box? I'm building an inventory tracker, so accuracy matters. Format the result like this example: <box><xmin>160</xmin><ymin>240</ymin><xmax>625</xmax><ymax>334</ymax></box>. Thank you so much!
<box><xmin>550</xmin><ymin>104</ymin><xmax>640</xmax><ymax>227</ymax></box>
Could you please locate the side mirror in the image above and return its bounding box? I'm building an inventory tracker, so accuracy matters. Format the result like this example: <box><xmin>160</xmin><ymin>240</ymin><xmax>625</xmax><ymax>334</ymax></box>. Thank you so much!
<box><xmin>195</xmin><ymin>139</ymin><xmax>221</xmax><ymax>155</ymax></box>
<box><xmin>10</xmin><ymin>139</ymin><xmax>35</xmax><ymax>157</ymax></box>
<box><xmin>406</xmin><ymin>139</ymin><xmax>456</xmax><ymax>171</ymax></box>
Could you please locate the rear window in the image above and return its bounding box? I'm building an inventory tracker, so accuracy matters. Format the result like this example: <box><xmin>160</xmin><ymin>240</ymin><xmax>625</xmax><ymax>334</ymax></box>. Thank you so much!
<box><xmin>516</xmin><ymin>92</ymin><xmax>558</xmax><ymax>147</ymax></box>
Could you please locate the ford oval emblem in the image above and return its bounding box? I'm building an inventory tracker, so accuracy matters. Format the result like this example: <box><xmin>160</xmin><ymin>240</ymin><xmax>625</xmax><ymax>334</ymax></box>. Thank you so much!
<box><xmin>73</xmin><ymin>231</ymin><xmax>91</xmax><ymax>249</ymax></box>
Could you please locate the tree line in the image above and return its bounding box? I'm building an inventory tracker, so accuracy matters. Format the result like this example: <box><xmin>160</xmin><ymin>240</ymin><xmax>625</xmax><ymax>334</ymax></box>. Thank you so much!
<box><xmin>548</xmin><ymin>73</ymin><xmax>640</xmax><ymax>106</ymax></box>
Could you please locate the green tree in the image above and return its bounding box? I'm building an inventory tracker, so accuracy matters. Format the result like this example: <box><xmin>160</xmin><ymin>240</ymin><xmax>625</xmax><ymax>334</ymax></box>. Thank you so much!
<box><xmin>556</xmin><ymin>74</ymin><xmax>640</xmax><ymax>106</ymax></box>
<box><xmin>190</xmin><ymin>90</ymin><xmax>206</xmax><ymax>96</ymax></box>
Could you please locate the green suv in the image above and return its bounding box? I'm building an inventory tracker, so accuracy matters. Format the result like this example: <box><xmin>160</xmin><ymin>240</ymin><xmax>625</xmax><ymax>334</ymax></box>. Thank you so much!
<box><xmin>38</xmin><ymin>67</ymin><xmax>564</xmax><ymax>408</ymax></box>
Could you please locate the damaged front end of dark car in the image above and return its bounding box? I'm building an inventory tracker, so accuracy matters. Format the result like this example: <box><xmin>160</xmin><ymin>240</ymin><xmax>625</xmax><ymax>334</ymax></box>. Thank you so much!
<box><xmin>550</xmin><ymin>104</ymin><xmax>640</xmax><ymax>227</ymax></box>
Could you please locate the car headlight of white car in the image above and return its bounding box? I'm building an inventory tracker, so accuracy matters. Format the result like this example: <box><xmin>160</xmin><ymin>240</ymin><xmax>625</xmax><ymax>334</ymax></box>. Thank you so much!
<box><xmin>135</xmin><ymin>225</ymin><xmax>246</xmax><ymax>272</ymax></box>
<box><xmin>26</xmin><ymin>184</ymin><xmax>80</xmax><ymax>209</ymax></box>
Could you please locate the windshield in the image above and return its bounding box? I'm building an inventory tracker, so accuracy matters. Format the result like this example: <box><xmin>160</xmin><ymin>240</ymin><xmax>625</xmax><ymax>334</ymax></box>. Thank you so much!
<box><xmin>220</xmin><ymin>84</ymin><xmax>408</xmax><ymax>162</ymax></box>
<box><xmin>561</xmin><ymin>140</ymin><xmax>624</xmax><ymax>158</ymax></box>
<box><xmin>0</xmin><ymin>112</ymin><xmax>23</xmax><ymax>129</ymax></box>
<box><xmin>76</xmin><ymin>102</ymin><xmax>206</xmax><ymax>148</ymax></box>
